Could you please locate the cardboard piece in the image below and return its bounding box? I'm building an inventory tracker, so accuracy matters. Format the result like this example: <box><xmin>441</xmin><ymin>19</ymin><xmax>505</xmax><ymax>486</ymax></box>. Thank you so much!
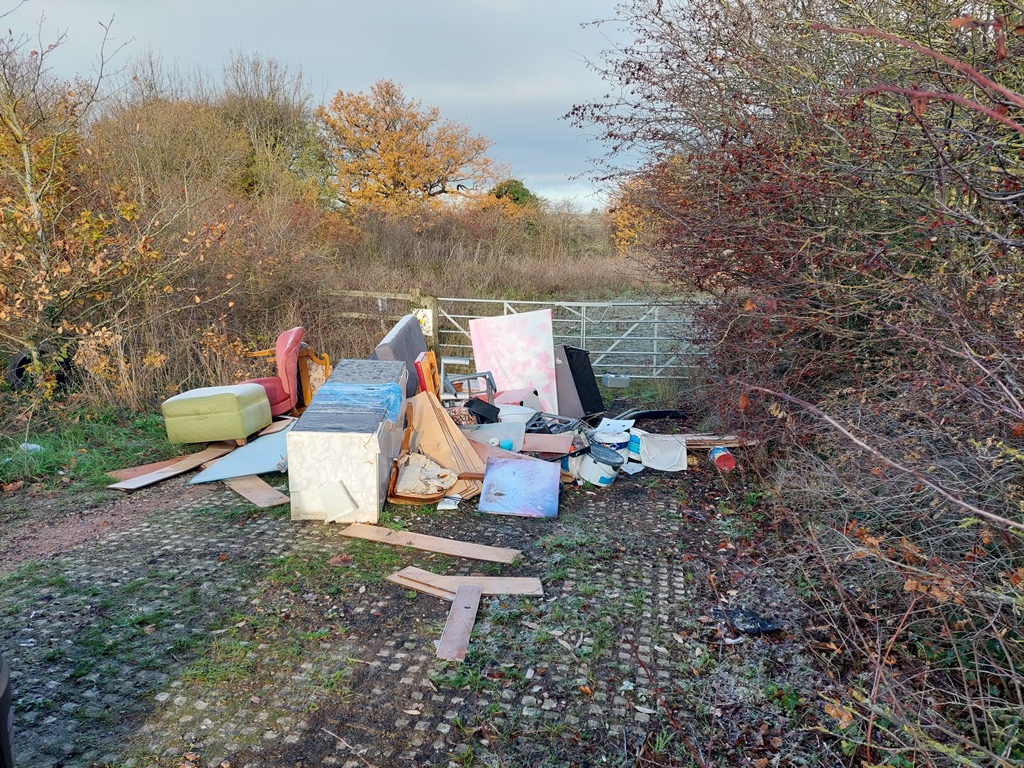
<box><xmin>340</xmin><ymin>523</ymin><xmax>520</xmax><ymax>563</ymax></box>
<box><xmin>479</xmin><ymin>457</ymin><xmax>560</xmax><ymax>518</ymax></box>
<box><xmin>436</xmin><ymin>585</ymin><xmax>483</xmax><ymax>661</ymax></box>
<box><xmin>407</xmin><ymin>392</ymin><xmax>484</xmax><ymax>500</ymax></box>
<box><xmin>391</xmin><ymin>566</ymin><xmax>544</xmax><ymax>597</ymax></box>
<box><xmin>521</xmin><ymin>433</ymin><xmax>574</xmax><ymax>455</ymax></box>
<box><xmin>107</xmin><ymin>445</ymin><xmax>234</xmax><ymax>490</ymax></box>
<box><xmin>470</xmin><ymin>309</ymin><xmax>558</xmax><ymax>413</ymax></box>
<box><xmin>258</xmin><ymin>417</ymin><xmax>296</xmax><ymax>436</ymax></box>
<box><xmin>189</xmin><ymin>424</ymin><xmax>294</xmax><ymax>483</ymax></box>
<box><xmin>369</xmin><ymin>315</ymin><xmax>428</xmax><ymax>398</ymax></box>
<box><xmin>223</xmin><ymin>475</ymin><xmax>290</xmax><ymax>507</ymax></box>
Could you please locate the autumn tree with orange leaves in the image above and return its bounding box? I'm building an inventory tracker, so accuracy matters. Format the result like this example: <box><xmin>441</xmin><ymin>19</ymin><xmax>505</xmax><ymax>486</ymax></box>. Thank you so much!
<box><xmin>316</xmin><ymin>79</ymin><xmax>503</xmax><ymax>215</ymax></box>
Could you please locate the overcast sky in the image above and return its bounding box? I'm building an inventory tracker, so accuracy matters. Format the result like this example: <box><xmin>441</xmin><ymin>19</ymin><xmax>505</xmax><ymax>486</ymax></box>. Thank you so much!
<box><xmin>3</xmin><ymin>0</ymin><xmax>627</xmax><ymax>206</ymax></box>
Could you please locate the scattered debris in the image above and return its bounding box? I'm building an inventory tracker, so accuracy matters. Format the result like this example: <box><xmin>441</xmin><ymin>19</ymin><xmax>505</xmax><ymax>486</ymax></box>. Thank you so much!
<box><xmin>711</xmin><ymin>606</ymin><xmax>784</xmax><ymax>635</ymax></box>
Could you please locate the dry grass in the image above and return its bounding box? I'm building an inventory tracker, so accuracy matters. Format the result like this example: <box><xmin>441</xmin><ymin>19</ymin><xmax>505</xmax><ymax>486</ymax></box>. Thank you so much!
<box><xmin>54</xmin><ymin>199</ymin><xmax>644</xmax><ymax>413</ymax></box>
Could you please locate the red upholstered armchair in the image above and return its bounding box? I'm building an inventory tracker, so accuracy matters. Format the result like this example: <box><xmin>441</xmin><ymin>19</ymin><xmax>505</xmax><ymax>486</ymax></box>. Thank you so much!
<box><xmin>242</xmin><ymin>327</ymin><xmax>306</xmax><ymax>417</ymax></box>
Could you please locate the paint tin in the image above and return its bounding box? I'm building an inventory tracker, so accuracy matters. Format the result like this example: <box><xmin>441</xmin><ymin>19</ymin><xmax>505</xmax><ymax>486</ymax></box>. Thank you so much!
<box><xmin>577</xmin><ymin>443</ymin><xmax>625</xmax><ymax>487</ymax></box>
<box><xmin>594</xmin><ymin>431</ymin><xmax>630</xmax><ymax>462</ymax></box>
<box><xmin>709</xmin><ymin>446</ymin><xmax>736</xmax><ymax>472</ymax></box>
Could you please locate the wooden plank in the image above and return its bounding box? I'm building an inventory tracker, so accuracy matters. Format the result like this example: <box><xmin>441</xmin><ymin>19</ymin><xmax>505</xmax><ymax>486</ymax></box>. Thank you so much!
<box><xmin>107</xmin><ymin>445</ymin><xmax>235</xmax><ymax>490</ymax></box>
<box><xmin>106</xmin><ymin>457</ymin><xmax>181</xmax><ymax>482</ymax></box>
<box><xmin>386</xmin><ymin>572</ymin><xmax>457</xmax><ymax>601</ymax></box>
<box><xmin>340</xmin><ymin>523</ymin><xmax>520</xmax><ymax>563</ymax></box>
<box><xmin>522</xmin><ymin>433</ymin><xmax>575</xmax><ymax>455</ymax></box>
<box><xmin>436</xmin><ymin>585</ymin><xmax>483</xmax><ymax>661</ymax></box>
<box><xmin>678</xmin><ymin>434</ymin><xmax>760</xmax><ymax>448</ymax></box>
<box><xmin>395</xmin><ymin>566</ymin><xmax>544</xmax><ymax>597</ymax></box>
<box><xmin>223</xmin><ymin>475</ymin><xmax>290</xmax><ymax>508</ymax></box>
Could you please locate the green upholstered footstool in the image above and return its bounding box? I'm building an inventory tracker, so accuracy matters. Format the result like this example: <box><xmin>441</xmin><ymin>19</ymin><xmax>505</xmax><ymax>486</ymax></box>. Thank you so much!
<box><xmin>161</xmin><ymin>383</ymin><xmax>272</xmax><ymax>444</ymax></box>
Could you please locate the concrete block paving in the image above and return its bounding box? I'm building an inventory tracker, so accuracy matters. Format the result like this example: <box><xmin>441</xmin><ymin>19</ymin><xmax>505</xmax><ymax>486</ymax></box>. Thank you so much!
<box><xmin>0</xmin><ymin>468</ymin><xmax>828</xmax><ymax>767</ymax></box>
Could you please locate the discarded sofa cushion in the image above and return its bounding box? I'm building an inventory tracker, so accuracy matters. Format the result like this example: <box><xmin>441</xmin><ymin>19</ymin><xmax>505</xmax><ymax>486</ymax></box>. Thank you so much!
<box><xmin>370</xmin><ymin>314</ymin><xmax>427</xmax><ymax>398</ymax></box>
<box><xmin>161</xmin><ymin>383</ymin><xmax>272</xmax><ymax>444</ymax></box>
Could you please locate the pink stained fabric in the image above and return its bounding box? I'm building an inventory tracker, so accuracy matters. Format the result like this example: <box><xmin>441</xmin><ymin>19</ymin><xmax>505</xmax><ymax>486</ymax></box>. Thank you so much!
<box><xmin>469</xmin><ymin>310</ymin><xmax>558</xmax><ymax>413</ymax></box>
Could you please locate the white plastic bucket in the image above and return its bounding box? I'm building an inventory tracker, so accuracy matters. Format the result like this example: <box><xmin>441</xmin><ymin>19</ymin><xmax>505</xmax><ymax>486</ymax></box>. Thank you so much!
<box><xmin>594</xmin><ymin>430</ymin><xmax>630</xmax><ymax>462</ymax></box>
<box><xmin>577</xmin><ymin>444</ymin><xmax>624</xmax><ymax>487</ymax></box>
<box><xmin>627</xmin><ymin>427</ymin><xmax>646</xmax><ymax>461</ymax></box>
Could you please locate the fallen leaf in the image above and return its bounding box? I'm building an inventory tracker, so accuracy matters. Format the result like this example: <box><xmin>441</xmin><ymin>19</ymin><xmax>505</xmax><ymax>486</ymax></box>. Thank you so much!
<box><xmin>824</xmin><ymin>702</ymin><xmax>854</xmax><ymax>730</ymax></box>
<box><xmin>1</xmin><ymin>481</ymin><xmax>23</xmax><ymax>493</ymax></box>
<box><xmin>143</xmin><ymin>624</ymin><xmax>156</xmax><ymax>634</ymax></box>
<box><xmin>403</xmin><ymin>709</ymin><xmax>421</xmax><ymax>716</ymax></box>
<box><xmin>634</xmin><ymin>705</ymin><xmax>656</xmax><ymax>714</ymax></box>
<box><xmin>183</xmin><ymin>753</ymin><xmax>200</xmax><ymax>763</ymax></box>
<box><xmin>578</xmin><ymin>685</ymin><xmax>592</xmax><ymax>695</ymax></box>
<box><xmin>329</xmin><ymin>554</ymin><xmax>355</xmax><ymax>567</ymax></box>
<box><xmin>218</xmin><ymin>553</ymin><xmax>228</xmax><ymax>562</ymax></box>
<box><xmin>250</xmin><ymin>695</ymin><xmax>261</xmax><ymax>704</ymax></box>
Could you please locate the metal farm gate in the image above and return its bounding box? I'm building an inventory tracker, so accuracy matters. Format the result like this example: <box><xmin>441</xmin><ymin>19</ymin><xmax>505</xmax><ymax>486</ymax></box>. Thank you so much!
<box><xmin>434</xmin><ymin>298</ymin><xmax>704</xmax><ymax>379</ymax></box>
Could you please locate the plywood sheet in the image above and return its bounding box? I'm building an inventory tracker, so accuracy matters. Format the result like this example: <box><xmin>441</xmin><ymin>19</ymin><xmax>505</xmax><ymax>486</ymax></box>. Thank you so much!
<box><xmin>394</xmin><ymin>566</ymin><xmax>544</xmax><ymax>597</ymax></box>
<box><xmin>223</xmin><ymin>475</ymin><xmax>290</xmax><ymax>507</ymax></box>
<box><xmin>479</xmin><ymin>457</ymin><xmax>560</xmax><ymax>518</ymax></box>
<box><xmin>470</xmin><ymin>310</ymin><xmax>558</xmax><ymax>413</ymax></box>
<box><xmin>189</xmin><ymin>424</ymin><xmax>293</xmax><ymax>484</ymax></box>
<box><xmin>340</xmin><ymin>523</ymin><xmax>520</xmax><ymax>563</ymax></box>
<box><xmin>107</xmin><ymin>445</ymin><xmax>234</xmax><ymax>490</ymax></box>
<box><xmin>407</xmin><ymin>392</ymin><xmax>483</xmax><ymax>500</ymax></box>
<box><xmin>436</xmin><ymin>585</ymin><xmax>483</xmax><ymax>661</ymax></box>
<box><xmin>521</xmin><ymin>433</ymin><xmax>574</xmax><ymax>455</ymax></box>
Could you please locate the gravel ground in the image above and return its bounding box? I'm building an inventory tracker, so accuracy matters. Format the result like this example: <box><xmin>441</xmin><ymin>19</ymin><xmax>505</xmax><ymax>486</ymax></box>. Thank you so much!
<box><xmin>0</xmin><ymin>453</ymin><xmax>836</xmax><ymax>768</ymax></box>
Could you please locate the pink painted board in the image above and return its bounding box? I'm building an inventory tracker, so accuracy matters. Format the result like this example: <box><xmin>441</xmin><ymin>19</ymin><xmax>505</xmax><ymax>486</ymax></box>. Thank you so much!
<box><xmin>469</xmin><ymin>310</ymin><xmax>558</xmax><ymax>413</ymax></box>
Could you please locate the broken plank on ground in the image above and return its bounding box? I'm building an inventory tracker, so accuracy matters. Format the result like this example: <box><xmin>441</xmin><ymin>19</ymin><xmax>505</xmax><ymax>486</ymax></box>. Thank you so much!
<box><xmin>107</xmin><ymin>444</ymin><xmax>235</xmax><ymax>490</ymax></box>
<box><xmin>223</xmin><ymin>475</ymin><xmax>289</xmax><ymax>508</ymax></box>
<box><xmin>436</xmin><ymin>585</ymin><xmax>483</xmax><ymax>661</ymax></box>
<box><xmin>106</xmin><ymin>457</ymin><xmax>182</xmax><ymax>482</ymax></box>
<box><xmin>385</xmin><ymin>572</ymin><xmax>456</xmax><ymax>600</ymax></box>
<box><xmin>393</xmin><ymin>566</ymin><xmax>544</xmax><ymax>598</ymax></box>
<box><xmin>340</xmin><ymin>523</ymin><xmax>520</xmax><ymax>563</ymax></box>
